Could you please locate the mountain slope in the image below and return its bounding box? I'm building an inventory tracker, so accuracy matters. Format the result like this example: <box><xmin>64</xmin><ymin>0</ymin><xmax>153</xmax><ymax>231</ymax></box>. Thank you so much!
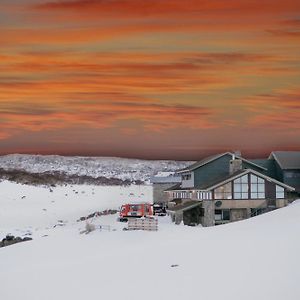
<box><xmin>0</xmin><ymin>154</ymin><xmax>191</xmax><ymax>184</ymax></box>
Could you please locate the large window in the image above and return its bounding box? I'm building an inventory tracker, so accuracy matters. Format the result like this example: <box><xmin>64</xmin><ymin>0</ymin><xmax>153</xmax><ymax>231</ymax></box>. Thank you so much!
<box><xmin>214</xmin><ymin>182</ymin><xmax>232</xmax><ymax>199</ymax></box>
<box><xmin>276</xmin><ymin>185</ymin><xmax>285</xmax><ymax>199</ymax></box>
<box><xmin>234</xmin><ymin>175</ymin><xmax>249</xmax><ymax>199</ymax></box>
<box><xmin>250</xmin><ymin>174</ymin><xmax>265</xmax><ymax>199</ymax></box>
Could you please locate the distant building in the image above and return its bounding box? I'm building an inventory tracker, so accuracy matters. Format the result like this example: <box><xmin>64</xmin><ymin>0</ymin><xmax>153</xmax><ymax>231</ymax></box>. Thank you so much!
<box><xmin>268</xmin><ymin>151</ymin><xmax>300</xmax><ymax>194</ymax></box>
<box><xmin>150</xmin><ymin>172</ymin><xmax>181</xmax><ymax>204</ymax></box>
<box><xmin>163</xmin><ymin>152</ymin><xmax>298</xmax><ymax>227</ymax></box>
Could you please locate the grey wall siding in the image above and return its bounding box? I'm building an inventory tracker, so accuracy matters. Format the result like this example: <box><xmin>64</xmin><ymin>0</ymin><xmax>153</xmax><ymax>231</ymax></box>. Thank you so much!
<box><xmin>181</xmin><ymin>172</ymin><xmax>194</xmax><ymax>188</ymax></box>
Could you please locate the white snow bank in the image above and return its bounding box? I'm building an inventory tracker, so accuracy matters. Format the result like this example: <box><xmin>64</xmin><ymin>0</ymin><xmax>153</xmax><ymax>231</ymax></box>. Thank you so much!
<box><xmin>0</xmin><ymin>181</ymin><xmax>299</xmax><ymax>300</ymax></box>
<box><xmin>0</xmin><ymin>180</ymin><xmax>152</xmax><ymax>237</ymax></box>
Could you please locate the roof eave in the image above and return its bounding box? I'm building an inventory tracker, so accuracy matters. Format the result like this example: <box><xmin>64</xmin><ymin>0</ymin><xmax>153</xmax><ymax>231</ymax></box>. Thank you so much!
<box><xmin>176</xmin><ymin>152</ymin><xmax>267</xmax><ymax>174</ymax></box>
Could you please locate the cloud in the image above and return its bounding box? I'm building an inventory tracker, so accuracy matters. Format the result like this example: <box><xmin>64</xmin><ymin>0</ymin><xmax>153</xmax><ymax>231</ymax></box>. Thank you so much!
<box><xmin>0</xmin><ymin>95</ymin><xmax>216</xmax><ymax>140</ymax></box>
<box><xmin>26</xmin><ymin>0</ymin><xmax>300</xmax><ymax>37</ymax></box>
<box><xmin>242</xmin><ymin>89</ymin><xmax>300</xmax><ymax>129</ymax></box>
<box><xmin>33</xmin><ymin>0</ymin><xmax>300</xmax><ymax>17</ymax></box>
<box><xmin>1</xmin><ymin>1</ymin><xmax>300</xmax><ymax>156</ymax></box>
<box><xmin>281</xmin><ymin>18</ymin><xmax>300</xmax><ymax>27</ymax></box>
<box><xmin>267</xmin><ymin>29</ymin><xmax>300</xmax><ymax>37</ymax></box>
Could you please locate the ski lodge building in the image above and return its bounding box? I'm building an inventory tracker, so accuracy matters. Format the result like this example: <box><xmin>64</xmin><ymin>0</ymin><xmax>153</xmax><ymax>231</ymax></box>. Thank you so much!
<box><xmin>158</xmin><ymin>151</ymin><xmax>300</xmax><ymax>226</ymax></box>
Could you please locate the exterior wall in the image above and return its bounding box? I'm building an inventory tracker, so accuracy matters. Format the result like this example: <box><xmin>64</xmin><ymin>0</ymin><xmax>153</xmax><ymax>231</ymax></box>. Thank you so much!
<box><xmin>265</xmin><ymin>180</ymin><xmax>276</xmax><ymax>199</ymax></box>
<box><xmin>193</xmin><ymin>155</ymin><xmax>231</xmax><ymax>188</ymax></box>
<box><xmin>283</xmin><ymin>169</ymin><xmax>300</xmax><ymax>189</ymax></box>
<box><xmin>230</xmin><ymin>209</ymin><xmax>249</xmax><ymax>222</ymax></box>
<box><xmin>183</xmin><ymin>206</ymin><xmax>202</xmax><ymax>225</ymax></box>
<box><xmin>215</xmin><ymin>199</ymin><xmax>267</xmax><ymax>210</ymax></box>
<box><xmin>181</xmin><ymin>172</ymin><xmax>195</xmax><ymax>188</ymax></box>
<box><xmin>276</xmin><ymin>199</ymin><xmax>288</xmax><ymax>208</ymax></box>
<box><xmin>201</xmin><ymin>200</ymin><xmax>215</xmax><ymax>227</ymax></box>
<box><xmin>153</xmin><ymin>183</ymin><xmax>177</xmax><ymax>204</ymax></box>
<box><xmin>274</xmin><ymin>160</ymin><xmax>284</xmax><ymax>181</ymax></box>
<box><xmin>193</xmin><ymin>154</ymin><xmax>264</xmax><ymax>188</ymax></box>
<box><xmin>174</xmin><ymin>211</ymin><xmax>183</xmax><ymax>225</ymax></box>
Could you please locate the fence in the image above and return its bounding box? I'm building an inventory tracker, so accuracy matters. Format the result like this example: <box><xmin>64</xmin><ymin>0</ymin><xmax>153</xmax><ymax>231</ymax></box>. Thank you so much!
<box><xmin>127</xmin><ymin>218</ymin><xmax>158</xmax><ymax>231</ymax></box>
<box><xmin>96</xmin><ymin>225</ymin><xmax>111</xmax><ymax>231</ymax></box>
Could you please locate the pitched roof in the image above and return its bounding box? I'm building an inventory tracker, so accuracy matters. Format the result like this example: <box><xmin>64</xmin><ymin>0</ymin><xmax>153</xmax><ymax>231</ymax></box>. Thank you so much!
<box><xmin>176</xmin><ymin>152</ymin><xmax>266</xmax><ymax>173</ymax></box>
<box><xmin>269</xmin><ymin>151</ymin><xmax>300</xmax><ymax>170</ymax></box>
<box><xmin>164</xmin><ymin>183</ymin><xmax>182</xmax><ymax>191</ymax></box>
<box><xmin>166</xmin><ymin>200</ymin><xmax>201</xmax><ymax>213</ymax></box>
<box><xmin>150</xmin><ymin>173</ymin><xmax>182</xmax><ymax>184</ymax></box>
<box><xmin>249</xmin><ymin>158</ymin><xmax>277</xmax><ymax>178</ymax></box>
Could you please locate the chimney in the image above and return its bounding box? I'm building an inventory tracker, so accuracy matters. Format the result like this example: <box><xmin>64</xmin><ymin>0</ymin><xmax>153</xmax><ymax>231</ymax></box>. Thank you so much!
<box><xmin>233</xmin><ymin>150</ymin><xmax>241</xmax><ymax>157</ymax></box>
<box><xmin>229</xmin><ymin>153</ymin><xmax>243</xmax><ymax>174</ymax></box>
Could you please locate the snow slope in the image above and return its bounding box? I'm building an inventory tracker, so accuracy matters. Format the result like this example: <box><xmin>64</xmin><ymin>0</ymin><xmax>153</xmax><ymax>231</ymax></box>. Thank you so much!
<box><xmin>0</xmin><ymin>180</ymin><xmax>152</xmax><ymax>237</ymax></box>
<box><xmin>0</xmin><ymin>154</ymin><xmax>192</xmax><ymax>182</ymax></box>
<box><xmin>0</xmin><ymin>181</ymin><xmax>300</xmax><ymax>300</ymax></box>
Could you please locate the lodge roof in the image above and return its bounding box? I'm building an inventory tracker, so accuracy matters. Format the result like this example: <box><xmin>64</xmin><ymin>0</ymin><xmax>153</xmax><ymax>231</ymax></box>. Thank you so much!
<box><xmin>166</xmin><ymin>200</ymin><xmax>201</xmax><ymax>213</ymax></box>
<box><xmin>269</xmin><ymin>151</ymin><xmax>300</xmax><ymax>170</ymax></box>
<box><xmin>176</xmin><ymin>152</ymin><xmax>266</xmax><ymax>173</ymax></box>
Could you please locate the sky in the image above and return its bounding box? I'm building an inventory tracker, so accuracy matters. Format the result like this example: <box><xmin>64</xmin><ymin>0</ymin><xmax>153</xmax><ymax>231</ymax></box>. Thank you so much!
<box><xmin>0</xmin><ymin>0</ymin><xmax>300</xmax><ymax>160</ymax></box>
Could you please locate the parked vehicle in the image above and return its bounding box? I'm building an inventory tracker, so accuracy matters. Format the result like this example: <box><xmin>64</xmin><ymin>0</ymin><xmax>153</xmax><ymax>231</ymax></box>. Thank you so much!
<box><xmin>153</xmin><ymin>203</ymin><xmax>167</xmax><ymax>216</ymax></box>
<box><xmin>118</xmin><ymin>203</ymin><xmax>153</xmax><ymax>222</ymax></box>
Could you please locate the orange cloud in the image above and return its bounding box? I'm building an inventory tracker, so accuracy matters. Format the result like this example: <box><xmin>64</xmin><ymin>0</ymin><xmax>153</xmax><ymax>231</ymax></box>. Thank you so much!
<box><xmin>242</xmin><ymin>89</ymin><xmax>300</xmax><ymax>130</ymax></box>
<box><xmin>0</xmin><ymin>95</ymin><xmax>216</xmax><ymax>140</ymax></box>
<box><xmin>0</xmin><ymin>0</ymin><xmax>300</xmax><ymax>157</ymax></box>
<box><xmin>34</xmin><ymin>0</ymin><xmax>300</xmax><ymax>17</ymax></box>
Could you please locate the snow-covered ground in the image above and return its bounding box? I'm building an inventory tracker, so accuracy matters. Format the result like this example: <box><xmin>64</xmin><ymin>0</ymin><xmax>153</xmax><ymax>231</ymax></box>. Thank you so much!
<box><xmin>0</xmin><ymin>180</ymin><xmax>152</xmax><ymax>238</ymax></box>
<box><xmin>0</xmin><ymin>154</ymin><xmax>192</xmax><ymax>182</ymax></box>
<box><xmin>0</xmin><ymin>180</ymin><xmax>300</xmax><ymax>300</ymax></box>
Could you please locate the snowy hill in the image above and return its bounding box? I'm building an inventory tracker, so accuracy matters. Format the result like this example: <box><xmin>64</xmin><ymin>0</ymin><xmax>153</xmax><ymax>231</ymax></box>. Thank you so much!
<box><xmin>0</xmin><ymin>154</ymin><xmax>192</xmax><ymax>184</ymax></box>
<box><xmin>0</xmin><ymin>180</ymin><xmax>299</xmax><ymax>300</ymax></box>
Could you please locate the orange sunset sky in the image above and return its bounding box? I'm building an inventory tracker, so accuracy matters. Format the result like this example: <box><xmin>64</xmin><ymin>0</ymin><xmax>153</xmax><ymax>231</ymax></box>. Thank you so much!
<box><xmin>0</xmin><ymin>0</ymin><xmax>300</xmax><ymax>159</ymax></box>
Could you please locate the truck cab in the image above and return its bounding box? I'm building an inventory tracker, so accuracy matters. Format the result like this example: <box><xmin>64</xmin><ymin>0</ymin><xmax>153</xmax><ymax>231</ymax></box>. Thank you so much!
<box><xmin>119</xmin><ymin>203</ymin><xmax>153</xmax><ymax>222</ymax></box>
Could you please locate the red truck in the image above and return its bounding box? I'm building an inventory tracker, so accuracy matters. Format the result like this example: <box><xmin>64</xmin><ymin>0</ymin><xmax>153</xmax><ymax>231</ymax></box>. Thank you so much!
<box><xmin>118</xmin><ymin>203</ymin><xmax>153</xmax><ymax>222</ymax></box>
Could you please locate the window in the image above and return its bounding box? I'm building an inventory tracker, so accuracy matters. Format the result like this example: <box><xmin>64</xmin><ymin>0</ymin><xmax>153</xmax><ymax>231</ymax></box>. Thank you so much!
<box><xmin>234</xmin><ymin>175</ymin><xmax>249</xmax><ymax>199</ymax></box>
<box><xmin>215</xmin><ymin>209</ymin><xmax>230</xmax><ymax>221</ymax></box>
<box><xmin>276</xmin><ymin>185</ymin><xmax>284</xmax><ymax>199</ymax></box>
<box><xmin>214</xmin><ymin>182</ymin><xmax>232</xmax><ymax>199</ymax></box>
<box><xmin>182</xmin><ymin>174</ymin><xmax>192</xmax><ymax>180</ymax></box>
<box><xmin>250</xmin><ymin>174</ymin><xmax>265</xmax><ymax>199</ymax></box>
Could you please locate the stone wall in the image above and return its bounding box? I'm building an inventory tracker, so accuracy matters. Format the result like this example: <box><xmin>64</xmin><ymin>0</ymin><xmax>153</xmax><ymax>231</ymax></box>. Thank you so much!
<box><xmin>201</xmin><ymin>200</ymin><xmax>215</xmax><ymax>227</ymax></box>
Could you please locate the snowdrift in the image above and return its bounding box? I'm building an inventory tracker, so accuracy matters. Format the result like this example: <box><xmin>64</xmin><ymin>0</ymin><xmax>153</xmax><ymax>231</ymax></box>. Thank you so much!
<box><xmin>0</xmin><ymin>181</ymin><xmax>299</xmax><ymax>300</ymax></box>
